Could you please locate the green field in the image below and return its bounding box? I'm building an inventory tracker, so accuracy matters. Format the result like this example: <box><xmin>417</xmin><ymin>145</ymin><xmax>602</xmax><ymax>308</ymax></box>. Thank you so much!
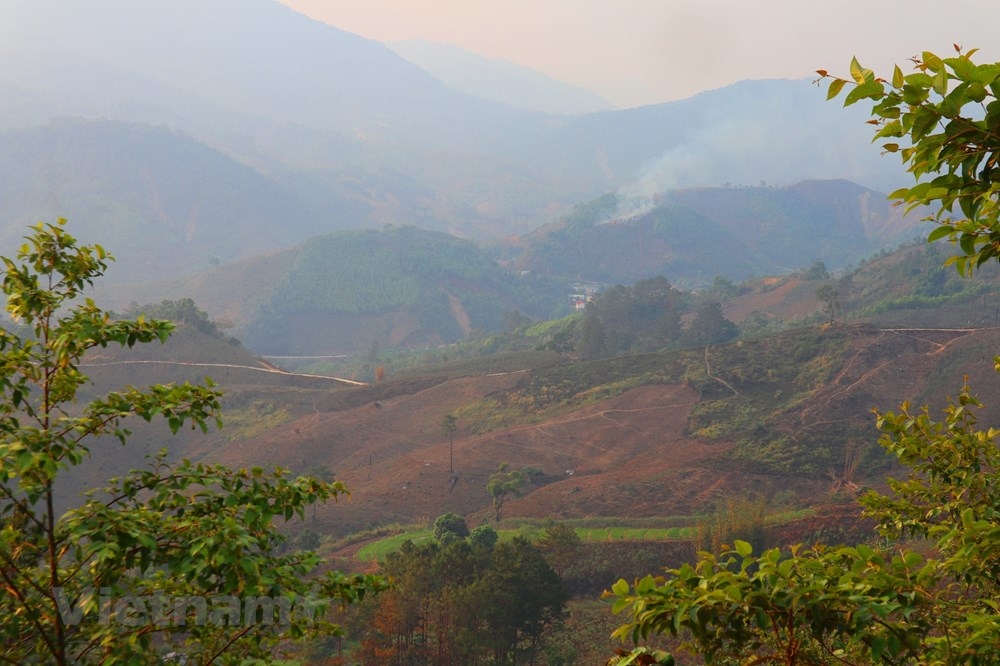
<box><xmin>352</xmin><ymin>509</ymin><xmax>814</xmax><ymax>562</ymax></box>
<box><xmin>355</xmin><ymin>525</ymin><xmax>696</xmax><ymax>562</ymax></box>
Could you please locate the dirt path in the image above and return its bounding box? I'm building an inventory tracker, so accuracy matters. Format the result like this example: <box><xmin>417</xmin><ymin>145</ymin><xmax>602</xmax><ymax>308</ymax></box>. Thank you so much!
<box><xmin>82</xmin><ymin>359</ymin><xmax>368</xmax><ymax>386</ymax></box>
<box><xmin>704</xmin><ymin>346</ymin><xmax>740</xmax><ymax>395</ymax></box>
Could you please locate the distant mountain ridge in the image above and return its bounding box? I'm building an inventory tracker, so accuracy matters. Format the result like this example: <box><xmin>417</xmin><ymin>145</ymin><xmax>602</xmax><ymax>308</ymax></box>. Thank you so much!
<box><xmin>0</xmin><ymin>0</ymin><xmax>505</xmax><ymax>144</ymax></box>
<box><xmin>387</xmin><ymin>39</ymin><xmax>616</xmax><ymax>114</ymax></box>
<box><xmin>0</xmin><ymin>0</ymin><xmax>912</xmax><ymax>247</ymax></box>
<box><xmin>0</xmin><ymin>118</ymin><xmax>372</xmax><ymax>280</ymax></box>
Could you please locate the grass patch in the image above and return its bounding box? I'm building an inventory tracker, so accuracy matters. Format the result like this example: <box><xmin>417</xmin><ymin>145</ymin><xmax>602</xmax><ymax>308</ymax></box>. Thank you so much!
<box><xmin>355</xmin><ymin>529</ymin><xmax>435</xmax><ymax>561</ymax></box>
<box><xmin>221</xmin><ymin>401</ymin><xmax>290</xmax><ymax>441</ymax></box>
<box><xmin>351</xmin><ymin>511</ymin><xmax>815</xmax><ymax>562</ymax></box>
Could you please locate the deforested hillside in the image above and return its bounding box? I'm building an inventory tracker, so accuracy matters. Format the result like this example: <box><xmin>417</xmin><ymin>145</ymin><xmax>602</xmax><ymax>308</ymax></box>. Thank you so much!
<box><xmin>73</xmin><ymin>312</ymin><xmax>1000</xmax><ymax>538</ymax></box>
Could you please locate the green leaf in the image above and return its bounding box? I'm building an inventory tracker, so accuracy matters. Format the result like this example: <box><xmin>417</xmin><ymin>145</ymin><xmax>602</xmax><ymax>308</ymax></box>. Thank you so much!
<box><xmin>850</xmin><ymin>56</ymin><xmax>871</xmax><ymax>84</ymax></box>
<box><xmin>826</xmin><ymin>78</ymin><xmax>846</xmax><ymax>100</ymax></box>
<box><xmin>844</xmin><ymin>79</ymin><xmax>884</xmax><ymax>106</ymax></box>
<box><xmin>0</xmin><ymin>220</ymin><xmax>384</xmax><ymax>664</ymax></box>
<box><xmin>928</xmin><ymin>225</ymin><xmax>954</xmax><ymax>242</ymax></box>
<box><xmin>871</xmin><ymin>635</ymin><xmax>886</xmax><ymax>661</ymax></box>
<box><xmin>892</xmin><ymin>64</ymin><xmax>905</xmax><ymax>88</ymax></box>
<box><xmin>933</xmin><ymin>68</ymin><xmax>948</xmax><ymax>95</ymax></box>
<box><xmin>636</xmin><ymin>574</ymin><xmax>656</xmax><ymax>594</ymax></box>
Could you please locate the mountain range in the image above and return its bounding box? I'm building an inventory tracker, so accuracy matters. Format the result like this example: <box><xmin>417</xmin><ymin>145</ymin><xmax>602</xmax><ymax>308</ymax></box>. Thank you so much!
<box><xmin>1</xmin><ymin>0</ymin><xmax>913</xmax><ymax>268</ymax></box>
<box><xmin>0</xmin><ymin>0</ymin><xmax>943</xmax><ymax>363</ymax></box>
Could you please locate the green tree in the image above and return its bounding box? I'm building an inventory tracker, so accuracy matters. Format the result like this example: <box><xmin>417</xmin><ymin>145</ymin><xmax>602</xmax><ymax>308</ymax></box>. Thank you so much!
<box><xmin>125</xmin><ymin>297</ymin><xmax>226</xmax><ymax>339</ymax></box>
<box><xmin>577</xmin><ymin>309</ymin><xmax>608</xmax><ymax>359</ymax></box>
<box><xmin>818</xmin><ymin>47</ymin><xmax>1000</xmax><ymax>275</ymax></box>
<box><xmin>487</xmin><ymin>463</ymin><xmax>527</xmax><ymax>523</ymax></box>
<box><xmin>607</xmin><ymin>49</ymin><xmax>1000</xmax><ymax>665</ymax></box>
<box><xmin>363</xmin><ymin>533</ymin><xmax>566</xmax><ymax>664</ymax></box>
<box><xmin>583</xmin><ymin>277</ymin><xmax>686</xmax><ymax>355</ymax></box>
<box><xmin>0</xmin><ymin>221</ymin><xmax>385</xmax><ymax>665</ymax></box>
<box><xmin>804</xmin><ymin>260</ymin><xmax>830</xmax><ymax>280</ymax></box>
<box><xmin>710</xmin><ymin>275</ymin><xmax>738</xmax><ymax>300</ymax></box>
<box><xmin>433</xmin><ymin>512</ymin><xmax>470</xmax><ymax>542</ymax></box>
<box><xmin>683</xmin><ymin>301</ymin><xmax>739</xmax><ymax>346</ymax></box>
<box><xmin>536</xmin><ymin>520</ymin><xmax>582</xmax><ymax>578</ymax></box>
<box><xmin>815</xmin><ymin>284</ymin><xmax>841</xmax><ymax>323</ymax></box>
<box><xmin>468</xmin><ymin>524</ymin><xmax>499</xmax><ymax>550</ymax></box>
<box><xmin>475</xmin><ymin>537</ymin><xmax>569</xmax><ymax>664</ymax></box>
<box><xmin>608</xmin><ymin>385</ymin><xmax>1000</xmax><ymax>664</ymax></box>
<box><xmin>693</xmin><ymin>496</ymin><xmax>768</xmax><ymax>556</ymax></box>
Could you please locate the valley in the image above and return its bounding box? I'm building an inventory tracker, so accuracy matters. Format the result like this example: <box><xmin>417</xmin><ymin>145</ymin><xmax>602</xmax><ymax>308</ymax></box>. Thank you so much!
<box><xmin>4</xmin><ymin>2</ymin><xmax>1000</xmax><ymax>662</ymax></box>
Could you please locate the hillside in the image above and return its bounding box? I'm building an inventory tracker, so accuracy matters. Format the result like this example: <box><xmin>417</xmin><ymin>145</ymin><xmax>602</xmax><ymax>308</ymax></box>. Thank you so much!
<box><xmin>84</xmin><ymin>179</ymin><xmax>932</xmax><ymax>355</ymax></box>
<box><xmin>242</xmin><ymin>226</ymin><xmax>569</xmax><ymax>354</ymax></box>
<box><xmin>92</xmin><ymin>225</ymin><xmax>574</xmax><ymax>356</ymax></box>
<box><xmin>67</xmin><ymin>317</ymin><xmax>1000</xmax><ymax>540</ymax></box>
<box><xmin>720</xmin><ymin>237</ymin><xmax>1000</xmax><ymax>333</ymax></box>
<box><xmin>0</xmin><ymin>119</ymin><xmax>376</xmax><ymax>280</ymax></box>
<box><xmin>517</xmin><ymin>180</ymin><xmax>925</xmax><ymax>286</ymax></box>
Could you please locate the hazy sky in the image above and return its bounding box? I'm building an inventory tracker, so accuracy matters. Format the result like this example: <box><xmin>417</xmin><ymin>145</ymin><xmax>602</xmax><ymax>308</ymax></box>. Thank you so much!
<box><xmin>280</xmin><ymin>0</ymin><xmax>1000</xmax><ymax>108</ymax></box>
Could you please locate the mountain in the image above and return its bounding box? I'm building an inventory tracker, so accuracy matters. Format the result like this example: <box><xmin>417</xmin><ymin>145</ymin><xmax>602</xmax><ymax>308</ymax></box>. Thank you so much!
<box><xmin>0</xmin><ymin>0</ymin><xmax>912</xmax><ymax>247</ymax></box>
<box><xmin>503</xmin><ymin>78</ymin><xmax>903</xmax><ymax>195</ymax></box>
<box><xmin>0</xmin><ymin>0</ymin><xmax>508</xmax><ymax>146</ymax></box>
<box><xmin>387</xmin><ymin>39</ymin><xmax>616</xmax><ymax>115</ymax></box>
<box><xmin>241</xmin><ymin>226</ymin><xmax>565</xmax><ymax>354</ymax></box>
<box><xmin>94</xmin><ymin>225</ymin><xmax>572</xmax><ymax>355</ymax></box>
<box><xmin>56</xmin><ymin>220</ymin><xmax>1000</xmax><ymax>544</ymax></box>
<box><xmin>85</xmin><ymin>178</ymin><xmax>927</xmax><ymax>355</ymax></box>
<box><xmin>0</xmin><ymin>119</ymin><xmax>376</xmax><ymax>280</ymax></box>
<box><xmin>517</xmin><ymin>180</ymin><xmax>926</xmax><ymax>287</ymax></box>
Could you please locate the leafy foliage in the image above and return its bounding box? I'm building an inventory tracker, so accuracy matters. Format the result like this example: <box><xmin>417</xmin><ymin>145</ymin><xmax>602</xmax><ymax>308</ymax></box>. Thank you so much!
<box><xmin>579</xmin><ymin>276</ymin><xmax>688</xmax><ymax>357</ymax></box>
<box><xmin>487</xmin><ymin>463</ymin><xmax>540</xmax><ymax>522</ymax></box>
<box><xmin>121</xmin><ymin>297</ymin><xmax>230</xmax><ymax>340</ymax></box>
<box><xmin>0</xmin><ymin>221</ymin><xmax>385</xmax><ymax>665</ymax></box>
<box><xmin>355</xmin><ymin>532</ymin><xmax>567</xmax><ymax>664</ymax></box>
<box><xmin>821</xmin><ymin>47</ymin><xmax>1000</xmax><ymax>275</ymax></box>
<box><xmin>432</xmin><ymin>512</ymin><xmax>469</xmax><ymax>542</ymax></box>
<box><xmin>245</xmin><ymin>225</ymin><xmax>570</xmax><ymax>354</ymax></box>
<box><xmin>681</xmin><ymin>301</ymin><xmax>739</xmax><ymax>347</ymax></box>
<box><xmin>265</xmin><ymin>226</ymin><xmax>558</xmax><ymax>319</ymax></box>
<box><xmin>694</xmin><ymin>496</ymin><xmax>768</xmax><ymax>556</ymax></box>
<box><xmin>815</xmin><ymin>284</ymin><xmax>841</xmax><ymax>323</ymax></box>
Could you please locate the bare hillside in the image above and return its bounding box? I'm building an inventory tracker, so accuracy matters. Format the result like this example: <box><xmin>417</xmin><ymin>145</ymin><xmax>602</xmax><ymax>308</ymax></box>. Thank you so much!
<box><xmin>67</xmin><ymin>324</ymin><xmax>1000</xmax><ymax>536</ymax></box>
